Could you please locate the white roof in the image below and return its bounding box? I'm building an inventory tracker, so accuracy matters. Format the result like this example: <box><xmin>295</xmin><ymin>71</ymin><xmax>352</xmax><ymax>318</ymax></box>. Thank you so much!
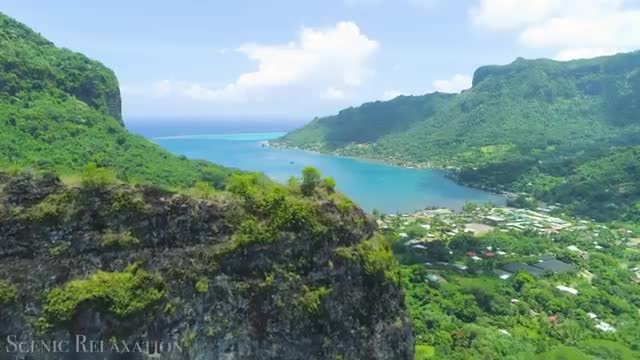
<box><xmin>556</xmin><ymin>285</ymin><xmax>579</xmax><ymax>295</ymax></box>
<box><xmin>595</xmin><ymin>321</ymin><xmax>616</xmax><ymax>332</ymax></box>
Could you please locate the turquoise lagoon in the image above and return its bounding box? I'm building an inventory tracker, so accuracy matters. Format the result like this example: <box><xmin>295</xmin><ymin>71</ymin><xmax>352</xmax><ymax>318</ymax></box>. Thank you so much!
<box><xmin>153</xmin><ymin>132</ymin><xmax>506</xmax><ymax>213</ymax></box>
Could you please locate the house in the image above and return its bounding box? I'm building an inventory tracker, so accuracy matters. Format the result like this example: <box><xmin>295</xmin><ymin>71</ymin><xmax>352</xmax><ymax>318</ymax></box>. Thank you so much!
<box><xmin>464</xmin><ymin>223</ymin><xmax>494</xmax><ymax>235</ymax></box>
<box><xmin>536</xmin><ymin>259</ymin><xmax>576</xmax><ymax>274</ymax></box>
<box><xmin>484</xmin><ymin>215</ymin><xmax>506</xmax><ymax>225</ymax></box>
<box><xmin>452</xmin><ymin>263</ymin><xmax>469</xmax><ymax>271</ymax></box>
<box><xmin>595</xmin><ymin>321</ymin><xmax>616</xmax><ymax>332</ymax></box>
<box><xmin>502</xmin><ymin>263</ymin><xmax>546</xmax><ymax>278</ymax></box>
<box><xmin>556</xmin><ymin>285</ymin><xmax>578</xmax><ymax>295</ymax></box>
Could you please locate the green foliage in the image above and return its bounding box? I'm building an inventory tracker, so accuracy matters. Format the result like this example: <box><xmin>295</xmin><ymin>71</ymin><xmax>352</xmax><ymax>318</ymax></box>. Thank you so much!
<box><xmin>323</xmin><ymin>176</ymin><xmax>337</xmax><ymax>193</ymax></box>
<box><xmin>22</xmin><ymin>192</ymin><xmax>73</xmax><ymax>222</ymax></box>
<box><xmin>0</xmin><ymin>13</ymin><xmax>232</xmax><ymax>188</ymax></box>
<box><xmin>81</xmin><ymin>163</ymin><xmax>117</xmax><ymax>188</ymax></box>
<box><xmin>0</xmin><ymin>279</ymin><xmax>17</xmax><ymax>305</ymax></box>
<box><xmin>100</xmin><ymin>230</ymin><xmax>140</xmax><ymax>250</ymax></box>
<box><xmin>191</xmin><ymin>181</ymin><xmax>217</xmax><ymax>200</ymax></box>
<box><xmin>301</xmin><ymin>166</ymin><xmax>322</xmax><ymax>196</ymax></box>
<box><xmin>415</xmin><ymin>344</ymin><xmax>435</xmax><ymax>359</ymax></box>
<box><xmin>399</xmin><ymin>225</ymin><xmax>640</xmax><ymax>359</ymax></box>
<box><xmin>296</xmin><ymin>286</ymin><xmax>331</xmax><ymax>314</ymax></box>
<box><xmin>195</xmin><ymin>277</ymin><xmax>209</xmax><ymax>294</ymax></box>
<box><xmin>179</xmin><ymin>328</ymin><xmax>197</xmax><ymax>350</ymax></box>
<box><xmin>337</xmin><ymin>234</ymin><xmax>400</xmax><ymax>284</ymax></box>
<box><xmin>40</xmin><ymin>265</ymin><xmax>165</xmax><ymax>329</ymax></box>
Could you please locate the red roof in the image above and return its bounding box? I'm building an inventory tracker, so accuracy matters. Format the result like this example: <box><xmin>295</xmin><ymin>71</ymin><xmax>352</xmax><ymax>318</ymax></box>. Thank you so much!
<box><xmin>466</xmin><ymin>251</ymin><xmax>477</xmax><ymax>257</ymax></box>
<box><xmin>484</xmin><ymin>251</ymin><xmax>495</xmax><ymax>257</ymax></box>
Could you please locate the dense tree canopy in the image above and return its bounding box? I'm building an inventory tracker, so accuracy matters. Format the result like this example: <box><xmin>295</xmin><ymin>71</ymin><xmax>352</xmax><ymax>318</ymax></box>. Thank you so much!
<box><xmin>0</xmin><ymin>12</ymin><xmax>232</xmax><ymax>188</ymax></box>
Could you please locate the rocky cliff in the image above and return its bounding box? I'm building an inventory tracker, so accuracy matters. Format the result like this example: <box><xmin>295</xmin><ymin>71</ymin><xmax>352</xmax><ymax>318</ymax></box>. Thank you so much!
<box><xmin>0</xmin><ymin>171</ymin><xmax>413</xmax><ymax>359</ymax></box>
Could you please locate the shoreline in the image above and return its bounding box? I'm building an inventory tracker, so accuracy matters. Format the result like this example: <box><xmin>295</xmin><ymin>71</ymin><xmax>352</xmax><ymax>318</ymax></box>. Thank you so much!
<box><xmin>266</xmin><ymin>140</ymin><xmax>514</xmax><ymax>199</ymax></box>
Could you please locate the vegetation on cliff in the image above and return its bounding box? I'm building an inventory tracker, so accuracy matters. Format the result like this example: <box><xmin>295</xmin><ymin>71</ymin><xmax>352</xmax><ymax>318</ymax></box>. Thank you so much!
<box><xmin>39</xmin><ymin>265</ymin><xmax>166</xmax><ymax>331</ymax></box>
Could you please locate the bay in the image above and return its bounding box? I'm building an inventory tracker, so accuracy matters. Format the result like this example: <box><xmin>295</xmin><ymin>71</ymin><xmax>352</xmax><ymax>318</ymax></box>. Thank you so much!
<box><xmin>151</xmin><ymin>132</ymin><xmax>506</xmax><ymax>213</ymax></box>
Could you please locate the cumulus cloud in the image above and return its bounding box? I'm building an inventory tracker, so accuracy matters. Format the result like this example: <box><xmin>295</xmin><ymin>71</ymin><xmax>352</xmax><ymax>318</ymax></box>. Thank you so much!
<box><xmin>470</xmin><ymin>0</ymin><xmax>640</xmax><ymax>60</ymax></box>
<box><xmin>132</xmin><ymin>22</ymin><xmax>378</xmax><ymax>104</ymax></box>
<box><xmin>432</xmin><ymin>74</ymin><xmax>472</xmax><ymax>93</ymax></box>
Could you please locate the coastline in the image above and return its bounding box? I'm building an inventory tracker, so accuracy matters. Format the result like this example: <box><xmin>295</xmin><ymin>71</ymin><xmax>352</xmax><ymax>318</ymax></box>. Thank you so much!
<box><xmin>266</xmin><ymin>140</ymin><xmax>515</xmax><ymax>199</ymax></box>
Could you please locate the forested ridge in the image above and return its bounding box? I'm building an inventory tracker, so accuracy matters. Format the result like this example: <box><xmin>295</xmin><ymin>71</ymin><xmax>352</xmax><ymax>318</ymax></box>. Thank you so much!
<box><xmin>0</xmin><ymin>12</ymin><xmax>233</xmax><ymax>188</ymax></box>
<box><xmin>275</xmin><ymin>51</ymin><xmax>640</xmax><ymax>221</ymax></box>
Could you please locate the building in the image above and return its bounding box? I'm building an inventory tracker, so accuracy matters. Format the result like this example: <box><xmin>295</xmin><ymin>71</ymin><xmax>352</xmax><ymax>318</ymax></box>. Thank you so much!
<box><xmin>556</xmin><ymin>285</ymin><xmax>578</xmax><ymax>295</ymax></box>
<box><xmin>502</xmin><ymin>263</ymin><xmax>546</xmax><ymax>278</ymax></box>
<box><xmin>535</xmin><ymin>259</ymin><xmax>576</xmax><ymax>274</ymax></box>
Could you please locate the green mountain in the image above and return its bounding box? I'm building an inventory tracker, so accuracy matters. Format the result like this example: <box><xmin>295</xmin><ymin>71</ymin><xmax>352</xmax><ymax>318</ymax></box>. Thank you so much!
<box><xmin>0</xmin><ymin>13</ymin><xmax>413</xmax><ymax>359</ymax></box>
<box><xmin>276</xmin><ymin>52</ymin><xmax>640</xmax><ymax>220</ymax></box>
<box><xmin>0</xmin><ymin>13</ymin><xmax>234</xmax><ymax>188</ymax></box>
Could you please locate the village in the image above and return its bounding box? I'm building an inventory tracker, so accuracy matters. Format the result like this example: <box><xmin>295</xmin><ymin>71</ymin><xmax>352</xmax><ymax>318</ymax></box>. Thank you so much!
<box><xmin>380</xmin><ymin>203</ymin><xmax>640</xmax><ymax>335</ymax></box>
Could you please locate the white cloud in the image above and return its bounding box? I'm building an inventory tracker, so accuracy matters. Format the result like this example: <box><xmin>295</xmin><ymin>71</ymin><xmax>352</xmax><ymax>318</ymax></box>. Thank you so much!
<box><xmin>470</xmin><ymin>0</ymin><xmax>640</xmax><ymax>60</ymax></box>
<box><xmin>554</xmin><ymin>47</ymin><xmax>625</xmax><ymax>61</ymax></box>
<box><xmin>131</xmin><ymin>22</ymin><xmax>378</xmax><ymax>104</ymax></box>
<box><xmin>432</xmin><ymin>74</ymin><xmax>472</xmax><ymax>93</ymax></box>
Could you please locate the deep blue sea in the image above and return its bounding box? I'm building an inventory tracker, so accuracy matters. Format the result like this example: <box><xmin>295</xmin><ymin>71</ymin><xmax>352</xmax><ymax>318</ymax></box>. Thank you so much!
<box><xmin>128</xmin><ymin>118</ymin><xmax>505</xmax><ymax>213</ymax></box>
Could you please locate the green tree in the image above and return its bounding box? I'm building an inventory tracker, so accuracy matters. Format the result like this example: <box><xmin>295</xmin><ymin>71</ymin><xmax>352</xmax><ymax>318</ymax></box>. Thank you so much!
<box><xmin>301</xmin><ymin>166</ymin><xmax>322</xmax><ymax>196</ymax></box>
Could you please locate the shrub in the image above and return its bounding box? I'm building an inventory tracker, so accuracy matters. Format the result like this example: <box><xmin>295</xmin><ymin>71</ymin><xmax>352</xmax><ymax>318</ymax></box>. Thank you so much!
<box><xmin>323</xmin><ymin>177</ymin><xmax>337</xmax><ymax>193</ymax></box>
<box><xmin>24</xmin><ymin>192</ymin><xmax>73</xmax><ymax>222</ymax></box>
<box><xmin>191</xmin><ymin>181</ymin><xmax>216</xmax><ymax>200</ymax></box>
<box><xmin>336</xmin><ymin>234</ymin><xmax>400</xmax><ymax>284</ymax></box>
<box><xmin>0</xmin><ymin>279</ymin><xmax>17</xmax><ymax>305</ymax></box>
<box><xmin>100</xmin><ymin>231</ymin><xmax>140</xmax><ymax>249</ymax></box>
<box><xmin>296</xmin><ymin>286</ymin><xmax>331</xmax><ymax>313</ymax></box>
<box><xmin>195</xmin><ymin>277</ymin><xmax>209</xmax><ymax>294</ymax></box>
<box><xmin>40</xmin><ymin>264</ymin><xmax>165</xmax><ymax>329</ymax></box>
<box><xmin>80</xmin><ymin>163</ymin><xmax>117</xmax><ymax>188</ymax></box>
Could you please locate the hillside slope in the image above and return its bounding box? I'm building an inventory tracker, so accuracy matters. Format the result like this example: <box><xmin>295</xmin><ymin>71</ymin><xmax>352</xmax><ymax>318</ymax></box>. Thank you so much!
<box><xmin>276</xmin><ymin>52</ymin><xmax>640</xmax><ymax>220</ymax></box>
<box><xmin>0</xmin><ymin>13</ymin><xmax>414</xmax><ymax>359</ymax></box>
<box><xmin>0</xmin><ymin>12</ymin><xmax>232</xmax><ymax>188</ymax></box>
<box><xmin>277</xmin><ymin>53</ymin><xmax>640</xmax><ymax>167</ymax></box>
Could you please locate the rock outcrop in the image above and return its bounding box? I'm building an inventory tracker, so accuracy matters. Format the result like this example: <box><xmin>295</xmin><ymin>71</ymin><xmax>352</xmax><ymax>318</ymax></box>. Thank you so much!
<box><xmin>0</xmin><ymin>172</ymin><xmax>414</xmax><ymax>360</ymax></box>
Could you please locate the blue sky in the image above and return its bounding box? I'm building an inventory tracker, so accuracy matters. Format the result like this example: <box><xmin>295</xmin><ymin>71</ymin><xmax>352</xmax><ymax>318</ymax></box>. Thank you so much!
<box><xmin>3</xmin><ymin>0</ymin><xmax>640</xmax><ymax>121</ymax></box>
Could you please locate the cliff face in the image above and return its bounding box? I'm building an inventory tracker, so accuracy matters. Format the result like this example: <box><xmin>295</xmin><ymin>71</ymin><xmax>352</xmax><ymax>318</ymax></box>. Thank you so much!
<box><xmin>0</xmin><ymin>171</ymin><xmax>414</xmax><ymax>360</ymax></box>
